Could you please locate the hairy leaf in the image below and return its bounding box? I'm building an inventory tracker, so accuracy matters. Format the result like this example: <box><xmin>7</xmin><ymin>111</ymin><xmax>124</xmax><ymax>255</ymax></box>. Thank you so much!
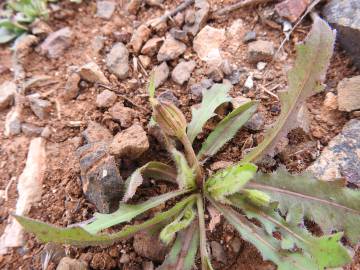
<box><xmin>242</xmin><ymin>17</ymin><xmax>335</xmax><ymax>163</ymax></box>
<box><xmin>160</xmin><ymin>204</ymin><xmax>196</xmax><ymax>245</ymax></box>
<box><xmin>158</xmin><ymin>222</ymin><xmax>199</xmax><ymax>270</ymax></box>
<box><xmin>205</xmin><ymin>163</ymin><xmax>257</xmax><ymax>203</ymax></box>
<box><xmin>247</xmin><ymin>168</ymin><xmax>360</xmax><ymax>244</ymax></box>
<box><xmin>187</xmin><ymin>83</ymin><xmax>231</xmax><ymax>143</ymax></box>
<box><xmin>15</xmin><ymin>195</ymin><xmax>196</xmax><ymax>246</ymax></box>
<box><xmin>84</xmin><ymin>190</ymin><xmax>190</xmax><ymax>234</ymax></box>
<box><xmin>209</xmin><ymin>197</ymin><xmax>319</xmax><ymax>270</ymax></box>
<box><xmin>171</xmin><ymin>148</ymin><xmax>196</xmax><ymax>189</ymax></box>
<box><xmin>123</xmin><ymin>161</ymin><xmax>177</xmax><ymax>202</ymax></box>
<box><xmin>198</xmin><ymin>100</ymin><xmax>258</xmax><ymax>161</ymax></box>
<box><xmin>229</xmin><ymin>195</ymin><xmax>351</xmax><ymax>269</ymax></box>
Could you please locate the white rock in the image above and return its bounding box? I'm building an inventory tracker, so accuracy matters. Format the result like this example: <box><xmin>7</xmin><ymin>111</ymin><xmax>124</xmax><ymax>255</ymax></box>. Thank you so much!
<box><xmin>79</xmin><ymin>62</ymin><xmax>109</xmax><ymax>84</ymax></box>
<box><xmin>257</xmin><ymin>61</ymin><xmax>267</xmax><ymax>71</ymax></box>
<box><xmin>244</xmin><ymin>74</ymin><xmax>254</xmax><ymax>89</ymax></box>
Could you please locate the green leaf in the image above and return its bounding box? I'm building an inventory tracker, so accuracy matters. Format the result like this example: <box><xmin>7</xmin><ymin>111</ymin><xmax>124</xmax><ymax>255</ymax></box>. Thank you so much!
<box><xmin>187</xmin><ymin>83</ymin><xmax>232</xmax><ymax>143</ymax></box>
<box><xmin>157</xmin><ymin>221</ymin><xmax>199</xmax><ymax>270</ymax></box>
<box><xmin>123</xmin><ymin>161</ymin><xmax>177</xmax><ymax>202</ymax></box>
<box><xmin>148</xmin><ymin>73</ymin><xmax>156</xmax><ymax>100</ymax></box>
<box><xmin>229</xmin><ymin>195</ymin><xmax>351</xmax><ymax>269</ymax></box>
<box><xmin>15</xmin><ymin>195</ymin><xmax>196</xmax><ymax>246</ymax></box>
<box><xmin>209</xmin><ymin>197</ymin><xmax>319</xmax><ymax>270</ymax></box>
<box><xmin>160</xmin><ymin>203</ymin><xmax>196</xmax><ymax>245</ymax></box>
<box><xmin>84</xmin><ymin>190</ymin><xmax>190</xmax><ymax>234</ymax></box>
<box><xmin>205</xmin><ymin>163</ymin><xmax>257</xmax><ymax>203</ymax></box>
<box><xmin>247</xmin><ymin>168</ymin><xmax>360</xmax><ymax>244</ymax></box>
<box><xmin>242</xmin><ymin>17</ymin><xmax>336</xmax><ymax>163</ymax></box>
<box><xmin>0</xmin><ymin>27</ymin><xmax>18</xmax><ymax>43</ymax></box>
<box><xmin>198</xmin><ymin>100</ymin><xmax>258</xmax><ymax>161</ymax></box>
<box><xmin>171</xmin><ymin>148</ymin><xmax>196</xmax><ymax>190</ymax></box>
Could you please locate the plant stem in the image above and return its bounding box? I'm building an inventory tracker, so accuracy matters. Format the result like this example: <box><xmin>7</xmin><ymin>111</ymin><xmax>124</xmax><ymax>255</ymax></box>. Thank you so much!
<box><xmin>197</xmin><ymin>195</ymin><xmax>208</xmax><ymax>270</ymax></box>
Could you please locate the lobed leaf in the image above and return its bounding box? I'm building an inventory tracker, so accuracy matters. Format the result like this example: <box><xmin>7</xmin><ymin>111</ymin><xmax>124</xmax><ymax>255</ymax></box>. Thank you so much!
<box><xmin>248</xmin><ymin>168</ymin><xmax>360</xmax><ymax>244</ymax></box>
<box><xmin>15</xmin><ymin>195</ymin><xmax>196</xmax><ymax>246</ymax></box>
<box><xmin>84</xmin><ymin>190</ymin><xmax>190</xmax><ymax>234</ymax></box>
<box><xmin>171</xmin><ymin>148</ymin><xmax>196</xmax><ymax>190</ymax></box>
<box><xmin>122</xmin><ymin>161</ymin><xmax>177</xmax><ymax>202</ymax></box>
<box><xmin>197</xmin><ymin>100</ymin><xmax>258</xmax><ymax>161</ymax></box>
<box><xmin>205</xmin><ymin>163</ymin><xmax>257</xmax><ymax>203</ymax></box>
<box><xmin>187</xmin><ymin>83</ymin><xmax>232</xmax><ymax>143</ymax></box>
<box><xmin>242</xmin><ymin>17</ymin><xmax>336</xmax><ymax>163</ymax></box>
<box><xmin>229</xmin><ymin>195</ymin><xmax>351</xmax><ymax>269</ymax></box>
<box><xmin>158</xmin><ymin>221</ymin><xmax>199</xmax><ymax>270</ymax></box>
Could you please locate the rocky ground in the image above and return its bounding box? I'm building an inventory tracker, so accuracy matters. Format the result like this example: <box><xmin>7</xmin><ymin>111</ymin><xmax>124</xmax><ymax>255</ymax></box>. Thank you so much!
<box><xmin>0</xmin><ymin>0</ymin><xmax>359</xmax><ymax>269</ymax></box>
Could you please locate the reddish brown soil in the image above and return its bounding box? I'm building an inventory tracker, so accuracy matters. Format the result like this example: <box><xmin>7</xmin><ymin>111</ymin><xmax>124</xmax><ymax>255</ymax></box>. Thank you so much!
<box><xmin>0</xmin><ymin>0</ymin><xmax>359</xmax><ymax>270</ymax></box>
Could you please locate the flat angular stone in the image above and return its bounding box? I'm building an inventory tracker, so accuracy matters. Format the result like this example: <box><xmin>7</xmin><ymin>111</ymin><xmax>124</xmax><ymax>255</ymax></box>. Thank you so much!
<box><xmin>39</xmin><ymin>27</ymin><xmax>73</xmax><ymax>58</ymax></box>
<box><xmin>337</xmin><ymin>76</ymin><xmax>360</xmax><ymax>112</ymax></box>
<box><xmin>106</xmin><ymin>42</ymin><xmax>129</xmax><ymax>80</ymax></box>
<box><xmin>96</xmin><ymin>1</ymin><xmax>116</xmax><ymax>20</ymax></box>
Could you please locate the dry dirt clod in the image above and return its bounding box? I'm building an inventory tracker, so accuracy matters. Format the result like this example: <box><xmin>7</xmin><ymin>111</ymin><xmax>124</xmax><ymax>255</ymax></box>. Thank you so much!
<box><xmin>39</xmin><ymin>27</ymin><xmax>73</xmax><ymax>59</ymax></box>
<box><xmin>96</xmin><ymin>0</ymin><xmax>116</xmax><ymax>20</ymax></box>
<box><xmin>79</xmin><ymin>62</ymin><xmax>109</xmax><ymax>84</ymax></box>
<box><xmin>109</xmin><ymin>102</ymin><xmax>137</xmax><ymax>128</ymax></box>
<box><xmin>183</xmin><ymin>0</ymin><xmax>210</xmax><ymax>36</ymax></box>
<box><xmin>275</xmin><ymin>0</ymin><xmax>310</xmax><ymax>22</ymax></box>
<box><xmin>247</xmin><ymin>40</ymin><xmax>275</xmax><ymax>63</ymax></box>
<box><xmin>210</xmin><ymin>160</ymin><xmax>234</xmax><ymax>171</ymax></box>
<box><xmin>62</xmin><ymin>71</ymin><xmax>81</xmax><ymax>101</ymax></box>
<box><xmin>106</xmin><ymin>42</ymin><xmax>130</xmax><ymax>80</ymax></box>
<box><xmin>171</xmin><ymin>60</ymin><xmax>196</xmax><ymax>85</ymax></box>
<box><xmin>141</xmin><ymin>37</ymin><xmax>164</xmax><ymax>56</ymax></box>
<box><xmin>82</xmin><ymin>121</ymin><xmax>113</xmax><ymax>144</ymax></box>
<box><xmin>0</xmin><ymin>81</ymin><xmax>16</xmax><ymax>111</ymax></box>
<box><xmin>77</xmin><ymin>142</ymin><xmax>123</xmax><ymax>213</ymax></box>
<box><xmin>90</xmin><ymin>253</ymin><xmax>116</xmax><ymax>270</ymax></box>
<box><xmin>207</xmin><ymin>66</ymin><xmax>224</xmax><ymax>83</ymax></box>
<box><xmin>211</xmin><ymin>241</ymin><xmax>227</xmax><ymax>263</ymax></box>
<box><xmin>56</xmin><ymin>257</ymin><xmax>88</xmax><ymax>270</ymax></box>
<box><xmin>185</xmin><ymin>8</ymin><xmax>196</xmax><ymax>25</ymax></box>
<box><xmin>28</xmin><ymin>96</ymin><xmax>52</xmax><ymax>120</ymax></box>
<box><xmin>139</xmin><ymin>55</ymin><xmax>151</xmax><ymax>69</ymax></box>
<box><xmin>157</xmin><ymin>34</ymin><xmax>186</xmax><ymax>62</ymax></box>
<box><xmin>153</xmin><ymin>62</ymin><xmax>169</xmax><ymax>88</ymax></box>
<box><xmin>109</xmin><ymin>124</ymin><xmax>149</xmax><ymax>159</ymax></box>
<box><xmin>30</xmin><ymin>19</ymin><xmax>52</xmax><ymax>37</ymax></box>
<box><xmin>337</xmin><ymin>76</ymin><xmax>360</xmax><ymax>112</ymax></box>
<box><xmin>142</xmin><ymin>261</ymin><xmax>154</xmax><ymax>270</ymax></box>
<box><xmin>129</xmin><ymin>25</ymin><xmax>151</xmax><ymax>54</ymax></box>
<box><xmin>323</xmin><ymin>92</ymin><xmax>338</xmax><ymax>110</ymax></box>
<box><xmin>127</xmin><ymin>0</ymin><xmax>142</xmax><ymax>15</ymax></box>
<box><xmin>96</xmin><ymin>89</ymin><xmax>117</xmax><ymax>108</ymax></box>
<box><xmin>133</xmin><ymin>231</ymin><xmax>168</xmax><ymax>262</ymax></box>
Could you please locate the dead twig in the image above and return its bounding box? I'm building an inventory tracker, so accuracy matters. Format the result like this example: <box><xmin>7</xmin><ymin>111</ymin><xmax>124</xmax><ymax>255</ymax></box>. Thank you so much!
<box><xmin>146</xmin><ymin>0</ymin><xmax>194</xmax><ymax>27</ymax></box>
<box><xmin>259</xmin><ymin>84</ymin><xmax>280</xmax><ymax>100</ymax></box>
<box><xmin>4</xmin><ymin>177</ymin><xmax>16</xmax><ymax>202</ymax></box>
<box><xmin>212</xmin><ymin>0</ymin><xmax>273</xmax><ymax>18</ymax></box>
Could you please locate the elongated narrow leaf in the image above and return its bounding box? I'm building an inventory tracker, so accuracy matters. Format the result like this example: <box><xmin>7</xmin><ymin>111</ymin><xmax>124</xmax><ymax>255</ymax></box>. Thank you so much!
<box><xmin>229</xmin><ymin>195</ymin><xmax>351</xmax><ymax>269</ymax></box>
<box><xmin>171</xmin><ymin>148</ymin><xmax>196</xmax><ymax>189</ymax></box>
<box><xmin>123</xmin><ymin>162</ymin><xmax>177</xmax><ymax>202</ymax></box>
<box><xmin>198</xmin><ymin>101</ymin><xmax>258</xmax><ymax>161</ymax></box>
<box><xmin>84</xmin><ymin>190</ymin><xmax>190</xmax><ymax>234</ymax></box>
<box><xmin>242</xmin><ymin>17</ymin><xmax>336</xmax><ymax>163</ymax></box>
<box><xmin>187</xmin><ymin>84</ymin><xmax>232</xmax><ymax>143</ymax></box>
<box><xmin>205</xmin><ymin>163</ymin><xmax>257</xmax><ymax>203</ymax></box>
<box><xmin>209</xmin><ymin>197</ymin><xmax>319</xmax><ymax>270</ymax></box>
<box><xmin>247</xmin><ymin>168</ymin><xmax>360</xmax><ymax>244</ymax></box>
<box><xmin>15</xmin><ymin>195</ymin><xmax>196</xmax><ymax>246</ymax></box>
<box><xmin>160</xmin><ymin>203</ymin><xmax>196</xmax><ymax>245</ymax></box>
<box><xmin>157</xmin><ymin>221</ymin><xmax>199</xmax><ymax>270</ymax></box>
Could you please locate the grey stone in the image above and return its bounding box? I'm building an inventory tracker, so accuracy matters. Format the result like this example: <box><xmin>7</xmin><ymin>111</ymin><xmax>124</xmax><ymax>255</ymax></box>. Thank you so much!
<box><xmin>106</xmin><ymin>42</ymin><xmax>129</xmax><ymax>80</ymax></box>
<box><xmin>133</xmin><ymin>231</ymin><xmax>168</xmax><ymax>262</ymax></box>
<box><xmin>82</xmin><ymin>121</ymin><xmax>113</xmax><ymax>144</ymax></box>
<box><xmin>153</xmin><ymin>62</ymin><xmax>169</xmax><ymax>88</ymax></box>
<box><xmin>308</xmin><ymin>119</ymin><xmax>360</xmax><ymax>186</ymax></box>
<box><xmin>247</xmin><ymin>40</ymin><xmax>275</xmax><ymax>63</ymax></box>
<box><xmin>28</xmin><ymin>96</ymin><xmax>52</xmax><ymax>120</ymax></box>
<box><xmin>56</xmin><ymin>257</ymin><xmax>88</xmax><ymax>270</ymax></box>
<box><xmin>244</xmin><ymin>112</ymin><xmax>265</xmax><ymax>131</ymax></box>
<box><xmin>30</xmin><ymin>19</ymin><xmax>52</xmax><ymax>37</ymax></box>
<box><xmin>158</xmin><ymin>90</ymin><xmax>180</xmax><ymax>106</ymax></box>
<box><xmin>323</xmin><ymin>0</ymin><xmax>360</xmax><ymax>69</ymax></box>
<box><xmin>39</xmin><ymin>27</ymin><xmax>73</xmax><ymax>58</ymax></box>
<box><xmin>185</xmin><ymin>9</ymin><xmax>196</xmax><ymax>25</ymax></box>
<box><xmin>91</xmin><ymin>35</ymin><xmax>106</xmax><ymax>52</ymax></box>
<box><xmin>230</xmin><ymin>237</ymin><xmax>243</xmax><ymax>253</ymax></box>
<box><xmin>77</xmin><ymin>142</ymin><xmax>123</xmax><ymax>213</ymax></box>
<box><xmin>0</xmin><ymin>81</ymin><xmax>16</xmax><ymax>111</ymax></box>
<box><xmin>207</xmin><ymin>66</ymin><xmax>224</xmax><ymax>82</ymax></box>
<box><xmin>169</xmin><ymin>28</ymin><xmax>188</xmax><ymax>42</ymax></box>
<box><xmin>183</xmin><ymin>0</ymin><xmax>210</xmax><ymax>36</ymax></box>
<box><xmin>337</xmin><ymin>76</ymin><xmax>360</xmax><ymax>112</ymax></box>
<box><xmin>5</xmin><ymin>108</ymin><xmax>21</xmax><ymax>136</ymax></box>
<box><xmin>21</xmin><ymin>123</ymin><xmax>44</xmax><ymax>136</ymax></box>
<box><xmin>141</xmin><ymin>37</ymin><xmax>163</xmax><ymax>56</ymax></box>
<box><xmin>79</xmin><ymin>62</ymin><xmax>109</xmax><ymax>84</ymax></box>
<box><xmin>171</xmin><ymin>60</ymin><xmax>196</xmax><ymax>85</ymax></box>
<box><xmin>157</xmin><ymin>35</ymin><xmax>186</xmax><ymax>62</ymax></box>
<box><xmin>109</xmin><ymin>124</ymin><xmax>149</xmax><ymax>159</ymax></box>
<box><xmin>109</xmin><ymin>102</ymin><xmax>136</xmax><ymax>128</ymax></box>
<box><xmin>243</xmin><ymin>31</ymin><xmax>257</xmax><ymax>43</ymax></box>
<box><xmin>226</xmin><ymin>68</ymin><xmax>245</xmax><ymax>85</ymax></box>
<box><xmin>220</xmin><ymin>59</ymin><xmax>233</xmax><ymax>76</ymax></box>
<box><xmin>190</xmin><ymin>78</ymin><xmax>213</xmax><ymax>99</ymax></box>
<box><xmin>96</xmin><ymin>1</ymin><xmax>116</xmax><ymax>20</ymax></box>
<box><xmin>211</xmin><ymin>241</ymin><xmax>226</xmax><ymax>263</ymax></box>
<box><xmin>62</xmin><ymin>72</ymin><xmax>80</xmax><ymax>101</ymax></box>
<box><xmin>96</xmin><ymin>89</ymin><xmax>117</xmax><ymax>108</ymax></box>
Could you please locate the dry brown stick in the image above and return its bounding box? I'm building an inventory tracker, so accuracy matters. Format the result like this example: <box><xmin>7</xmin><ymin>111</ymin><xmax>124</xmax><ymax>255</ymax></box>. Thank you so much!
<box><xmin>213</xmin><ymin>0</ymin><xmax>273</xmax><ymax>17</ymax></box>
<box><xmin>147</xmin><ymin>0</ymin><xmax>195</xmax><ymax>27</ymax></box>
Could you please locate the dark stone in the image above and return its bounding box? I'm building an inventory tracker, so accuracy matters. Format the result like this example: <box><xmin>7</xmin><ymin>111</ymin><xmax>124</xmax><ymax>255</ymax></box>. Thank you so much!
<box><xmin>323</xmin><ymin>0</ymin><xmax>360</xmax><ymax>69</ymax></box>
<box><xmin>158</xmin><ymin>90</ymin><xmax>180</xmax><ymax>106</ymax></box>
<box><xmin>244</xmin><ymin>112</ymin><xmax>265</xmax><ymax>131</ymax></box>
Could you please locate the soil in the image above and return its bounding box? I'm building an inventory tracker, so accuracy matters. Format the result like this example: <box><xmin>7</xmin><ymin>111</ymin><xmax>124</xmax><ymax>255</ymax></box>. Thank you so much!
<box><xmin>0</xmin><ymin>0</ymin><xmax>359</xmax><ymax>270</ymax></box>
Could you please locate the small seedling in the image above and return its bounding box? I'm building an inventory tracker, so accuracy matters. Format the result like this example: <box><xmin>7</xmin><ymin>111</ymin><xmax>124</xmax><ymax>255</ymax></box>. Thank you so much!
<box><xmin>16</xmin><ymin>17</ymin><xmax>360</xmax><ymax>270</ymax></box>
